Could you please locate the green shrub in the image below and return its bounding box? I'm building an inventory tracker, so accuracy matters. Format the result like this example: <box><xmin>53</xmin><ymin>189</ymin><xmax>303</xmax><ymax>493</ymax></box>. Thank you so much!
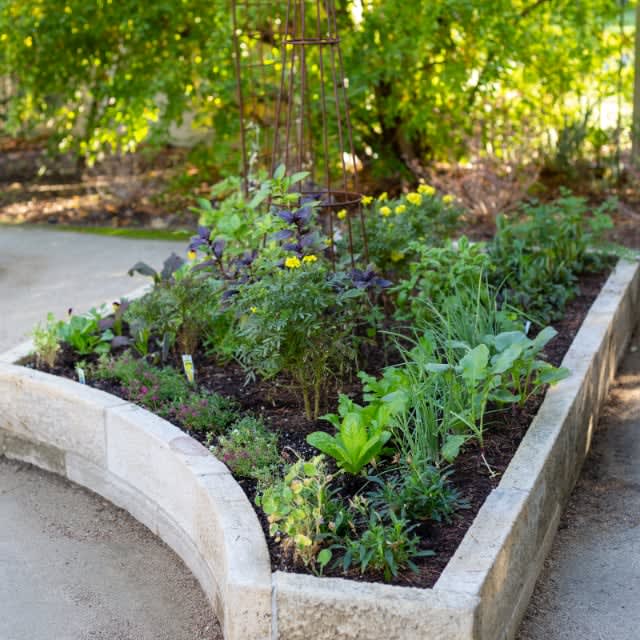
<box><xmin>231</xmin><ymin>258</ymin><xmax>367</xmax><ymax>419</ymax></box>
<box><xmin>489</xmin><ymin>193</ymin><xmax>614</xmax><ymax>323</ymax></box>
<box><xmin>367</xmin><ymin>463</ymin><xmax>466</xmax><ymax>524</ymax></box>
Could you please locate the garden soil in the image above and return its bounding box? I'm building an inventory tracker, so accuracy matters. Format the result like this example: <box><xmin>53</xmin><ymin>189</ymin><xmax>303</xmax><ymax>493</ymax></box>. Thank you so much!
<box><xmin>517</xmin><ymin>328</ymin><xmax>640</xmax><ymax>640</ymax></box>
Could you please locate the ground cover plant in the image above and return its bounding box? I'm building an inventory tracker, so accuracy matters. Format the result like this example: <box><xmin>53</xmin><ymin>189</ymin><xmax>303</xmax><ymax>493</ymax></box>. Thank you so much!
<box><xmin>28</xmin><ymin>172</ymin><xmax>616</xmax><ymax>584</ymax></box>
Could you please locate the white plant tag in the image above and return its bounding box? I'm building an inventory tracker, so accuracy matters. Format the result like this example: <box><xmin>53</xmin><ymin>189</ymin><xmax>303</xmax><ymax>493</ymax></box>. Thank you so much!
<box><xmin>76</xmin><ymin>367</ymin><xmax>86</xmax><ymax>385</ymax></box>
<box><xmin>524</xmin><ymin>320</ymin><xmax>531</xmax><ymax>336</ymax></box>
<box><xmin>182</xmin><ymin>354</ymin><xmax>195</xmax><ymax>384</ymax></box>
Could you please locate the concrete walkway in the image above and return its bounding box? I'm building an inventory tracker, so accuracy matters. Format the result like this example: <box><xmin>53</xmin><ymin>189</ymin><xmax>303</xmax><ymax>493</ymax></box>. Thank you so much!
<box><xmin>0</xmin><ymin>227</ymin><xmax>221</xmax><ymax>640</ymax></box>
<box><xmin>517</xmin><ymin>331</ymin><xmax>640</xmax><ymax>639</ymax></box>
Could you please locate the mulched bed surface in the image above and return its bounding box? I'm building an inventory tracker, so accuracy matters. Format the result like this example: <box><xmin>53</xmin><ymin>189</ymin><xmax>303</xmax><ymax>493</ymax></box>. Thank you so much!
<box><xmin>24</xmin><ymin>269</ymin><xmax>609</xmax><ymax>588</ymax></box>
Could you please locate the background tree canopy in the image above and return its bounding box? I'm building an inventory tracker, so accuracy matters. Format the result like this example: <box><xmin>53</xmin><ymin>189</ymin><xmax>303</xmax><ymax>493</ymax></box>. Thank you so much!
<box><xmin>0</xmin><ymin>0</ymin><xmax>631</xmax><ymax>178</ymax></box>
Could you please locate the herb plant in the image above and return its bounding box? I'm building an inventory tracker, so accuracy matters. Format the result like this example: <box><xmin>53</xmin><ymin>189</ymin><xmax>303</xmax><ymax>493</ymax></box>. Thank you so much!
<box><xmin>31</xmin><ymin>312</ymin><xmax>60</xmax><ymax>368</ymax></box>
<box><xmin>257</xmin><ymin>456</ymin><xmax>349</xmax><ymax>571</ymax></box>
<box><xmin>211</xmin><ymin>416</ymin><xmax>281</xmax><ymax>486</ymax></box>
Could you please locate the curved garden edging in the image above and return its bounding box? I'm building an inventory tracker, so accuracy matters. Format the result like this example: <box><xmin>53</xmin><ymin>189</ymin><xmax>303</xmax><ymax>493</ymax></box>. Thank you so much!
<box><xmin>0</xmin><ymin>359</ymin><xmax>272</xmax><ymax>640</ymax></box>
<box><xmin>1</xmin><ymin>258</ymin><xmax>639</xmax><ymax>640</ymax></box>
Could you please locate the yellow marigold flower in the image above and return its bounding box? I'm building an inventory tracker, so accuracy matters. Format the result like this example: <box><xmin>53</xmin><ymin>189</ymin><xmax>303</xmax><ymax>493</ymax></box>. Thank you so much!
<box><xmin>187</xmin><ymin>249</ymin><xmax>197</xmax><ymax>261</ymax></box>
<box><xmin>336</xmin><ymin>209</ymin><xmax>347</xmax><ymax>220</ymax></box>
<box><xmin>378</xmin><ymin>192</ymin><xmax>388</xmax><ymax>202</ymax></box>
<box><xmin>394</xmin><ymin>204</ymin><xmax>407</xmax><ymax>215</ymax></box>
<box><xmin>361</xmin><ymin>195</ymin><xmax>373</xmax><ymax>206</ymax></box>
<box><xmin>285</xmin><ymin>256</ymin><xmax>302</xmax><ymax>269</ymax></box>
<box><xmin>24</xmin><ymin>36</ymin><xmax>33</xmax><ymax>47</ymax></box>
<box><xmin>390</xmin><ymin>250</ymin><xmax>405</xmax><ymax>263</ymax></box>
<box><xmin>250</xmin><ymin>306</ymin><xmax>258</xmax><ymax>314</ymax></box>
<box><xmin>418</xmin><ymin>184</ymin><xmax>436</xmax><ymax>196</ymax></box>
<box><xmin>64</xmin><ymin>5</ymin><xmax>72</xmax><ymax>13</ymax></box>
<box><xmin>407</xmin><ymin>192</ymin><xmax>423</xmax><ymax>206</ymax></box>
<box><xmin>442</xmin><ymin>194</ymin><xmax>455</xmax><ymax>205</ymax></box>
<box><xmin>302</xmin><ymin>254</ymin><xmax>318</xmax><ymax>264</ymax></box>
<box><xmin>380</xmin><ymin>206</ymin><xmax>392</xmax><ymax>217</ymax></box>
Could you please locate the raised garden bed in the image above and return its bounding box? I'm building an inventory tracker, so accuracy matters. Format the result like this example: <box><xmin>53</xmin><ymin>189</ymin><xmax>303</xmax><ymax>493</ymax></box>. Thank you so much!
<box><xmin>1</xmin><ymin>258</ymin><xmax>638</xmax><ymax>640</ymax></box>
<box><xmin>17</xmin><ymin>269</ymin><xmax>608</xmax><ymax>589</ymax></box>
<box><xmin>3</xmin><ymin>179</ymin><xmax>638</xmax><ymax>638</ymax></box>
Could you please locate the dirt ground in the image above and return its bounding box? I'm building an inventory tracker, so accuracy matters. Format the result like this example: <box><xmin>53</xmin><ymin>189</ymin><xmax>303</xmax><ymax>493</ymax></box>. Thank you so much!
<box><xmin>517</xmin><ymin>333</ymin><xmax>640</xmax><ymax>640</ymax></box>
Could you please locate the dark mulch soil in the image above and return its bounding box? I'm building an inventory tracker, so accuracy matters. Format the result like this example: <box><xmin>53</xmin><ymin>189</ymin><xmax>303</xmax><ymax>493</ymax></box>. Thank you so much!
<box><xmin>25</xmin><ymin>268</ymin><xmax>610</xmax><ymax>588</ymax></box>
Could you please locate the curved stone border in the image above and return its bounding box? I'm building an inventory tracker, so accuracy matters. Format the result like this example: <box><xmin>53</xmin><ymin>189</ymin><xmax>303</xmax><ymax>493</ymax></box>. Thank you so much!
<box><xmin>1</xmin><ymin>258</ymin><xmax>638</xmax><ymax>640</ymax></box>
<box><xmin>0</xmin><ymin>362</ymin><xmax>272</xmax><ymax>640</ymax></box>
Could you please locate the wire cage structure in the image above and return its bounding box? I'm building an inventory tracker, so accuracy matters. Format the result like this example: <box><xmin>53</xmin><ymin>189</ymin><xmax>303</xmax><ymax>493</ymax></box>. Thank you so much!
<box><xmin>230</xmin><ymin>0</ymin><xmax>368</xmax><ymax>264</ymax></box>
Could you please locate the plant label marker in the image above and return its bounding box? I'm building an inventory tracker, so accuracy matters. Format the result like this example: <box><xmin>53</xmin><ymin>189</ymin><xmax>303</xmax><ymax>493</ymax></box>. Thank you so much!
<box><xmin>76</xmin><ymin>367</ymin><xmax>86</xmax><ymax>385</ymax></box>
<box><xmin>182</xmin><ymin>355</ymin><xmax>195</xmax><ymax>384</ymax></box>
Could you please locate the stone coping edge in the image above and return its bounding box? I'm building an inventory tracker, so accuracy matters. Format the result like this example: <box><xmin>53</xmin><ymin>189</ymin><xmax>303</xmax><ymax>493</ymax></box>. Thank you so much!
<box><xmin>0</xmin><ymin>319</ymin><xmax>272</xmax><ymax>638</ymax></box>
<box><xmin>1</xmin><ymin>259</ymin><xmax>638</xmax><ymax>640</ymax></box>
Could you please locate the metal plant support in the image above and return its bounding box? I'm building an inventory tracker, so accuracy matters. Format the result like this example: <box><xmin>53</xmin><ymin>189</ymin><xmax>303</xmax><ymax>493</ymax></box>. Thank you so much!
<box><xmin>231</xmin><ymin>0</ymin><xmax>368</xmax><ymax>265</ymax></box>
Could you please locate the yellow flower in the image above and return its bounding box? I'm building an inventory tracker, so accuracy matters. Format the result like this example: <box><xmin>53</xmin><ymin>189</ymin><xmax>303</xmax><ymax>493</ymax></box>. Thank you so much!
<box><xmin>187</xmin><ymin>249</ymin><xmax>197</xmax><ymax>261</ymax></box>
<box><xmin>380</xmin><ymin>206</ymin><xmax>392</xmax><ymax>217</ymax></box>
<box><xmin>418</xmin><ymin>184</ymin><xmax>436</xmax><ymax>196</ymax></box>
<box><xmin>407</xmin><ymin>192</ymin><xmax>423</xmax><ymax>206</ymax></box>
<box><xmin>442</xmin><ymin>194</ymin><xmax>455</xmax><ymax>205</ymax></box>
<box><xmin>250</xmin><ymin>306</ymin><xmax>258</xmax><ymax>314</ymax></box>
<box><xmin>336</xmin><ymin>209</ymin><xmax>347</xmax><ymax>220</ymax></box>
<box><xmin>390</xmin><ymin>251</ymin><xmax>405</xmax><ymax>263</ymax></box>
<box><xmin>377</xmin><ymin>192</ymin><xmax>388</xmax><ymax>202</ymax></box>
<box><xmin>361</xmin><ymin>195</ymin><xmax>373</xmax><ymax>206</ymax></box>
<box><xmin>285</xmin><ymin>256</ymin><xmax>302</xmax><ymax>269</ymax></box>
<box><xmin>302</xmin><ymin>255</ymin><xmax>317</xmax><ymax>264</ymax></box>
<box><xmin>394</xmin><ymin>204</ymin><xmax>407</xmax><ymax>215</ymax></box>
<box><xmin>24</xmin><ymin>36</ymin><xmax>33</xmax><ymax>47</ymax></box>
<box><xmin>64</xmin><ymin>5</ymin><xmax>72</xmax><ymax>13</ymax></box>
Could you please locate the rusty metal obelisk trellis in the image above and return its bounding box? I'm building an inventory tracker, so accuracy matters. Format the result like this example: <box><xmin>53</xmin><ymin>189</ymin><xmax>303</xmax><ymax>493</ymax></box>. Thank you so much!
<box><xmin>230</xmin><ymin>0</ymin><xmax>368</xmax><ymax>265</ymax></box>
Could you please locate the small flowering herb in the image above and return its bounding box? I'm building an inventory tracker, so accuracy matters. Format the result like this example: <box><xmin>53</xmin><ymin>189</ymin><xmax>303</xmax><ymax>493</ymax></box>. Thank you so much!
<box><xmin>379</xmin><ymin>206</ymin><xmax>392</xmax><ymax>217</ymax></box>
<box><xmin>211</xmin><ymin>416</ymin><xmax>280</xmax><ymax>485</ymax></box>
<box><xmin>417</xmin><ymin>184</ymin><xmax>436</xmax><ymax>196</ymax></box>
<box><xmin>169</xmin><ymin>391</ymin><xmax>238</xmax><ymax>434</ymax></box>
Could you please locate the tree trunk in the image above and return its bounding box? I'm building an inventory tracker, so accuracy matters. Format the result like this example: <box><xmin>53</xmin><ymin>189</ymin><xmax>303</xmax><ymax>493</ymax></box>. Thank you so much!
<box><xmin>632</xmin><ymin>0</ymin><xmax>640</xmax><ymax>166</ymax></box>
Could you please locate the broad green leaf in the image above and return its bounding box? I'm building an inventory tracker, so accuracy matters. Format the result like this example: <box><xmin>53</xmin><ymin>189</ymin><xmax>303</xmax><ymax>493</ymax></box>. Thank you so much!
<box><xmin>490</xmin><ymin>343</ymin><xmax>523</xmax><ymax>374</ymax></box>
<box><xmin>531</xmin><ymin>326</ymin><xmax>558</xmax><ymax>351</ymax></box>
<box><xmin>494</xmin><ymin>331</ymin><xmax>527</xmax><ymax>352</ymax></box>
<box><xmin>459</xmin><ymin>344</ymin><xmax>489</xmax><ymax>385</ymax></box>
<box><xmin>442</xmin><ymin>434</ymin><xmax>467</xmax><ymax>462</ymax></box>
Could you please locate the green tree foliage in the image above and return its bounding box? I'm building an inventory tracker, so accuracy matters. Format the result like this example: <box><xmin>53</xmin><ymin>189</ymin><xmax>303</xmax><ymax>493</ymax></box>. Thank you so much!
<box><xmin>0</xmin><ymin>0</ymin><xmax>629</xmax><ymax>172</ymax></box>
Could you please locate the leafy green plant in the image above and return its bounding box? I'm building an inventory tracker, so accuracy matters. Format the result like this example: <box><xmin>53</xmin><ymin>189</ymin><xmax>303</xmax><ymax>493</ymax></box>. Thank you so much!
<box><xmin>367</xmin><ymin>462</ymin><xmax>465</xmax><ymax>524</ymax></box>
<box><xmin>307</xmin><ymin>388</ymin><xmax>408</xmax><ymax>475</ymax></box>
<box><xmin>232</xmin><ymin>258</ymin><xmax>367</xmax><ymax>419</ymax></box>
<box><xmin>489</xmin><ymin>193</ymin><xmax>614</xmax><ymax>322</ymax></box>
<box><xmin>125</xmin><ymin>257</ymin><xmax>225</xmax><ymax>356</ymax></box>
<box><xmin>481</xmin><ymin>327</ymin><xmax>571</xmax><ymax>406</ymax></box>
<box><xmin>211</xmin><ymin>416</ymin><xmax>281</xmax><ymax>486</ymax></box>
<box><xmin>31</xmin><ymin>312</ymin><xmax>61</xmax><ymax>368</ymax></box>
<box><xmin>339</xmin><ymin>497</ymin><xmax>433</xmax><ymax>582</ymax></box>
<box><xmin>393</xmin><ymin>237</ymin><xmax>492</xmax><ymax>326</ymax></box>
<box><xmin>58</xmin><ymin>309</ymin><xmax>113</xmax><ymax>356</ymax></box>
<box><xmin>257</xmin><ymin>455</ymin><xmax>349</xmax><ymax>572</ymax></box>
